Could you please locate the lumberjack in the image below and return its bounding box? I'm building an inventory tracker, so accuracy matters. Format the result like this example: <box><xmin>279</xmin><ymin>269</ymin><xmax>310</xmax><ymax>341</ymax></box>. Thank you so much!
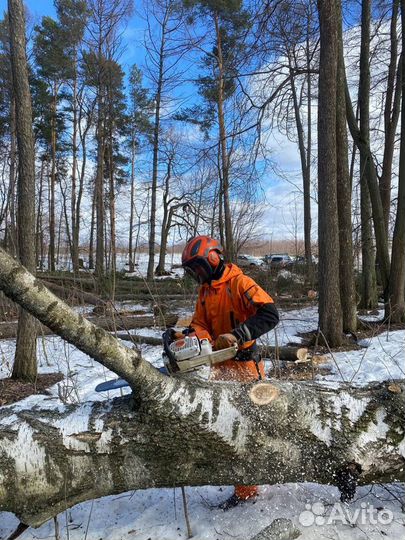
<box><xmin>181</xmin><ymin>235</ymin><xmax>279</xmax><ymax>509</ymax></box>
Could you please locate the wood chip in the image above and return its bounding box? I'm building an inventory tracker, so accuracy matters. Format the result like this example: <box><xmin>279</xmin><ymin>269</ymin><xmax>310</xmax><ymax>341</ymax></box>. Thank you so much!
<box><xmin>388</xmin><ymin>384</ymin><xmax>402</xmax><ymax>394</ymax></box>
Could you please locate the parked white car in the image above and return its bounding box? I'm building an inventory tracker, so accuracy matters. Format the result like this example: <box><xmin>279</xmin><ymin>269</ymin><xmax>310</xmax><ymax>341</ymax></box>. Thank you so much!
<box><xmin>236</xmin><ymin>254</ymin><xmax>265</xmax><ymax>268</ymax></box>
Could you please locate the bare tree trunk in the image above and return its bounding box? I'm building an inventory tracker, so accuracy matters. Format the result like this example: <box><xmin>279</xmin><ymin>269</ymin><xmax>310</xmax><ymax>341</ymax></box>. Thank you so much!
<box><xmin>48</xmin><ymin>87</ymin><xmax>57</xmax><ymax>273</ymax></box>
<box><xmin>336</xmin><ymin>6</ymin><xmax>357</xmax><ymax>333</ymax></box>
<box><xmin>304</xmin><ymin>28</ymin><xmax>312</xmax><ymax>268</ymax></box>
<box><xmin>8</xmin><ymin>0</ymin><xmax>37</xmax><ymax>381</ymax></box>
<box><xmin>128</xmin><ymin>138</ymin><xmax>136</xmax><ymax>273</ymax></box>
<box><xmin>380</xmin><ymin>0</ymin><xmax>401</xmax><ymax>235</ymax></box>
<box><xmin>317</xmin><ymin>0</ymin><xmax>343</xmax><ymax>346</ymax></box>
<box><xmin>95</xmin><ymin>93</ymin><xmax>105</xmax><ymax>283</ymax></box>
<box><xmin>147</xmin><ymin>90</ymin><xmax>162</xmax><ymax>279</ymax></box>
<box><xmin>39</xmin><ymin>163</ymin><xmax>48</xmax><ymax>270</ymax></box>
<box><xmin>36</xmin><ymin>158</ymin><xmax>45</xmax><ymax>270</ymax></box>
<box><xmin>76</xmin><ymin>100</ymin><xmax>91</xmax><ymax>271</ymax></box>
<box><xmin>156</xmin><ymin>155</ymin><xmax>173</xmax><ymax>275</ymax></box>
<box><xmin>358</xmin><ymin>0</ymin><xmax>378</xmax><ymax>309</ymax></box>
<box><xmin>156</xmin><ymin>198</ymin><xmax>169</xmax><ymax>275</ymax></box>
<box><xmin>89</xmin><ymin>184</ymin><xmax>96</xmax><ymax>270</ymax></box>
<box><xmin>288</xmin><ymin>56</ymin><xmax>312</xmax><ymax>273</ymax></box>
<box><xmin>214</xmin><ymin>12</ymin><xmax>234</xmax><ymax>261</ymax></box>
<box><xmin>5</xmin><ymin>97</ymin><xmax>17</xmax><ymax>255</ymax></box>
<box><xmin>387</xmin><ymin>0</ymin><xmax>405</xmax><ymax>323</ymax></box>
<box><xmin>344</xmin><ymin>87</ymin><xmax>391</xmax><ymax>298</ymax></box>
<box><xmin>108</xmin><ymin>134</ymin><xmax>116</xmax><ymax>281</ymax></box>
<box><xmin>71</xmin><ymin>49</ymin><xmax>80</xmax><ymax>273</ymax></box>
<box><xmin>360</xmin><ymin>172</ymin><xmax>378</xmax><ymax>308</ymax></box>
<box><xmin>216</xmin><ymin>150</ymin><xmax>225</xmax><ymax>246</ymax></box>
<box><xmin>146</xmin><ymin>9</ymin><xmax>167</xmax><ymax>280</ymax></box>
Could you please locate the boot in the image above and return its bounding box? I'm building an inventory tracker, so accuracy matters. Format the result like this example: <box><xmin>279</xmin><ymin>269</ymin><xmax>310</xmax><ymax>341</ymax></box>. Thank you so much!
<box><xmin>218</xmin><ymin>494</ymin><xmax>243</xmax><ymax>511</ymax></box>
<box><xmin>217</xmin><ymin>492</ymin><xmax>257</xmax><ymax>511</ymax></box>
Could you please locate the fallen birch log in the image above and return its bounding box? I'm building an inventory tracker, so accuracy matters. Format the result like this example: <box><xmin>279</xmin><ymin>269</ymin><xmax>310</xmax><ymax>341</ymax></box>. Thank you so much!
<box><xmin>0</xmin><ymin>379</ymin><xmax>403</xmax><ymax>527</ymax></box>
<box><xmin>0</xmin><ymin>246</ymin><xmax>403</xmax><ymax>528</ymax></box>
<box><xmin>42</xmin><ymin>280</ymin><xmax>103</xmax><ymax>306</ymax></box>
<box><xmin>0</xmin><ymin>313</ymin><xmax>178</xmax><ymax>340</ymax></box>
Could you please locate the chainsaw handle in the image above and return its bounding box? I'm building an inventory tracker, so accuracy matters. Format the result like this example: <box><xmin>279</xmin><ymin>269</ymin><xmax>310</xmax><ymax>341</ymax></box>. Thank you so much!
<box><xmin>162</xmin><ymin>328</ymin><xmax>179</xmax><ymax>372</ymax></box>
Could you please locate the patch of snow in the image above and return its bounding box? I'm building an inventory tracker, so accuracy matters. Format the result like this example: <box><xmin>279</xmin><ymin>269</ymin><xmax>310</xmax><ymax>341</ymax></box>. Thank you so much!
<box><xmin>278</xmin><ymin>270</ymin><xmax>304</xmax><ymax>283</ymax></box>
<box><xmin>321</xmin><ymin>330</ymin><xmax>405</xmax><ymax>386</ymax></box>
<box><xmin>259</xmin><ymin>305</ymin><xmax>319</xmax><ymax>347</ymax></box>
<box><xmin>1</xmin><ymin>482</ymin><xmax>404</xmax><ymax>540</ymax></box>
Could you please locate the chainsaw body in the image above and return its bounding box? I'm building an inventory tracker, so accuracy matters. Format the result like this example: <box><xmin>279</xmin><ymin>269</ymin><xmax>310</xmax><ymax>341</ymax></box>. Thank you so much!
<box><xmin>163</xmin><ymin>331</ymin><xmax>238</xmax><ymax>374</ymax></box>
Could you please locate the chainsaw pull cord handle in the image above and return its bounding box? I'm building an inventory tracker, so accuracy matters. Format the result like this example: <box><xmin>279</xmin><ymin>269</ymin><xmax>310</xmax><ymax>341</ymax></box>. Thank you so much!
<box><xmin>162</xmin><ymin>327</ymin><xmax>201</xmax><ymax>373</ymax></box>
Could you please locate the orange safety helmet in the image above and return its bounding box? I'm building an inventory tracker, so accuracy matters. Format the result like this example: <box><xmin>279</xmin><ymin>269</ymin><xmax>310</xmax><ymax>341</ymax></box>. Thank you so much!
<box><xmin>182</xmin><ymin>236</ymin><xmax>224</xmax><ymax>284</ymax></box>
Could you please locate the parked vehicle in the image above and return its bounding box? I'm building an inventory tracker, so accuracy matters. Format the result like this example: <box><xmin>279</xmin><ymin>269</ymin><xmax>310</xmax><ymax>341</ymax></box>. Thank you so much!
<box><xmin>265</xmin><ymin>254</ymin><xmax>293</xmax><ymax>268</ymax></box>
<box><xmin>236</xmin><ymin>254</ymin><xmax>265</xmax><ymax>267</ymax></box>
<box><xmin>263</xmin><ymin>253</ymin><xmax>288</xmax><ymax>264</ymax></box>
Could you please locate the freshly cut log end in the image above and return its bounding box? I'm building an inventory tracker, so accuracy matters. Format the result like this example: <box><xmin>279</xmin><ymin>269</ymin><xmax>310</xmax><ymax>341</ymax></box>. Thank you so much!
<box><xmin>249</xmin><ymin>382</ymin><xmax>280</xmax><ymax>405</ymax></box>
<box><xmin>295</xmin><ymin>348</ymin><xmax>310</xmax><ymax>363</ymax></box>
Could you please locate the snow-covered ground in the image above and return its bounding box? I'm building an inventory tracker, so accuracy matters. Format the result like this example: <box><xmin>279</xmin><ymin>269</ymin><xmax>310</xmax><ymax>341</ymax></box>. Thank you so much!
<box><xmin>0</xmin><ymin>305</ymin><xmax>404</xmax><ymax>539</ymax></box>
<box><xmin>1</xmin><ymin>482</ymin><xmax>404</xmax><ymax>540</ymax></box>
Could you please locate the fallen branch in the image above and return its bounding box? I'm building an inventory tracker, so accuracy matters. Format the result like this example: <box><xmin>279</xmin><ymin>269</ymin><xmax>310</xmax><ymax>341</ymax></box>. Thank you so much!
<box><xmin>116</xmin><ymin>332</ymin><xmax>162</xmax><ymax>345</ymax></box>
<box><xmin>42</xmin><ymin>280</ymin><xmax>103</xmax><ymax>306</ymax></box>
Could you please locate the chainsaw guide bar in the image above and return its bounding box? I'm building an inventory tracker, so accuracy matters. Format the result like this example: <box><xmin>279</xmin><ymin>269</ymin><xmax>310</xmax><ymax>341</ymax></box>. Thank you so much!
<box><xmin>173</xmin><ymin>344</ymin><xmax>238</xmax><ymax>372</ymax></box>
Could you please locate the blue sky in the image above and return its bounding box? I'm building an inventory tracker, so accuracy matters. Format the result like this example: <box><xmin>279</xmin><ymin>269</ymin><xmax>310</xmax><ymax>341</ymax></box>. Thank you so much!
<box><xmin>0</xmin><ymin>0</ymin><xmax>146</xmax><ymax>70</ymax></box>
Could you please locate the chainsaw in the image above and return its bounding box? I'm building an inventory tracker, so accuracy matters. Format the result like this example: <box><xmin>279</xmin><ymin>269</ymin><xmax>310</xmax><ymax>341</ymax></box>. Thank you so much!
<box><xmin>162</xmin><ymin>328</ymin><xmax>238</xmax><ymax>374</ymax></box>
<box><xmin>95</xmin><ymin>328</ymin><xmax>238</xmax><ymax>392</ymax></box>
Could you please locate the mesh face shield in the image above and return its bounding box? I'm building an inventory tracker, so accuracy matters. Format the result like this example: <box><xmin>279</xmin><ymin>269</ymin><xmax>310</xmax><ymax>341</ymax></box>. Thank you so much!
<box><xmin>183</xmin><ymin>257</ymin><xmax>213</xmax><ymax>284</ymax></box>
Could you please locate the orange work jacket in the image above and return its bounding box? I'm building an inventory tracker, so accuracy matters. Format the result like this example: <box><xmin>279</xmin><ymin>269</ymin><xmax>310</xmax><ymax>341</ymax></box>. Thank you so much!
<box><xmin>190</xmin><ymin>264</ymin><xmax>274</xmax><ymax>381</ymax></box>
